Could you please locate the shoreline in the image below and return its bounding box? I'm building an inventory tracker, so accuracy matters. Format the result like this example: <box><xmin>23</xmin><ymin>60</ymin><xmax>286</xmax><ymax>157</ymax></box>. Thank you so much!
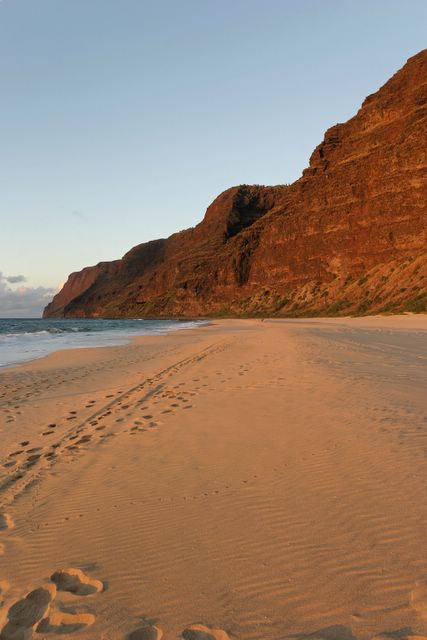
<box><xmin>1</xmin><ymin>316</ymin><xmax>426</xmax><ymax>639</ymax></box>
<box><xmin>2</xmin><ymin>313</ymin><xmax>426</xmax><ymax>374</ymax></box>
<box><xmin>0</xmin><ymin>319</ymin><xmax>211</xmax><ymax>371</ymax></box>
<box><xmin>1</xmin><ymin>325</ymin><xmax>213</xmax><ymax>373</ymax></box>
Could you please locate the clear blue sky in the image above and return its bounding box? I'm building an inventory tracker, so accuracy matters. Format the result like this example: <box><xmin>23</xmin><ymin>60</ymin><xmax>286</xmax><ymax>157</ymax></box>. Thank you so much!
<box><xmin>1</xmin><ymin>0</ymin><xmax>426</xmax><ymax>316</ymax></box>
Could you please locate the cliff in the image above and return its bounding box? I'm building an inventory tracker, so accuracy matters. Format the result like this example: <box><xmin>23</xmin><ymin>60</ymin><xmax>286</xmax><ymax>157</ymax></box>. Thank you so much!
<box><xmin>44</xmin><ymin>50</ymin><xmax>427</xmax><ymax>319</ymax></box>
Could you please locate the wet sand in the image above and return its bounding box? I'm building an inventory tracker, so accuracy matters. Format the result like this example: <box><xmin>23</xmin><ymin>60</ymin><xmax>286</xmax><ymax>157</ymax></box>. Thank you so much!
<box><xmin>0</xmin><ymin>316</ymin><xmax>426</xmax><ymax>640</ymax></box>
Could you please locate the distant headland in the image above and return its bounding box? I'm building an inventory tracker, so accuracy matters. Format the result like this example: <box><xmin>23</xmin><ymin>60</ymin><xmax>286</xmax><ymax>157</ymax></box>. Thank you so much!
<box><xmin>44</xmin><ymin>50</ymin><xmax>427</xmax><ymax>319</ymax></box>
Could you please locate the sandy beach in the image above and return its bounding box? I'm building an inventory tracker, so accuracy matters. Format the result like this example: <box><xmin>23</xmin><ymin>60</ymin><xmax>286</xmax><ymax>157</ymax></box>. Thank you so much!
<box><xmin>0</xmin><ymin>316</ymin><xmax>426</xmax><ymax>640</ymax></box>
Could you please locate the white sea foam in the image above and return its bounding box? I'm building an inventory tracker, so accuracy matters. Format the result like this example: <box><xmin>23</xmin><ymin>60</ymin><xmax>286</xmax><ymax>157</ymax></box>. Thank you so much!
<box><xmin>0</xmin><ymin>318</ymin><xmax>207</xmax><ymax>368</ymax></box>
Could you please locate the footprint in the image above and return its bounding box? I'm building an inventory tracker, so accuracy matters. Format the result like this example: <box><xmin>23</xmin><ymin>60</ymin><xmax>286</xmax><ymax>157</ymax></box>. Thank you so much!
<box><xmin>51</xmin><ymin>567</ymin><xmax>103</xmax><ymax>595</ymax></box>
<box><xmin>37</xmin><ymin>611</ymin><xmax>95</xmax><ymax>634</ymax></box>
<box><xmin>127</xmin><ymin>625</ymin><xmax>163</xmax><ymax>640</ymax></box>
<box><xmin>0</xmin><ymin>513</ymin><xmax>14</xmax><ymax>531</ymax></box>
<box><xmin>27</xmin><ymin>454</ymin><xmax>41</xmax><ymax>462</ymax></box>
<box><xmin>1</xmin><ymin>621</ymin><xmax>33</xmax><ymax>639</ymax></box>
<box><xmin>182</xmin><ymin>624</ymin><xmax>230</xmax><ymax>640</ymax></box>
<box><xmin>1</xmin><ymin>584</ymin><xmax>56</xmax><ymax>639</ymax></box>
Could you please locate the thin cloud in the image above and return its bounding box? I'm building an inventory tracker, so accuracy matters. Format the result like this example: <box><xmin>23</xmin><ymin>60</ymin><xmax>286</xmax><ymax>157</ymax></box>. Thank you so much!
<box><xmin>0</xmin><ymin>272</ymin><xmax>56</xmax><ymax>318</ymax></box>
<box><xmin>5</xmin><ymin>274</ymin><xmax>26</xmax><ymax>284</ymax></box>
<box><xmin>71</xmin><ymin>209</ymin><xmax>88</xmax><ymax>221</ymax></box>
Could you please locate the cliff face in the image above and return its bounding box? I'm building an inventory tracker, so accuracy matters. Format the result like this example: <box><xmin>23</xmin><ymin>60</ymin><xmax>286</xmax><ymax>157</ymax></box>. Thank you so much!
<box><xmin>43</xmin><ymin>264</ymin><xmax>112</xmax><ymax>317</ymax></box>
<box><xmin>44</xmin><ymin>50</ymin><xmax>427</xmax><ymax>319</ymax></box>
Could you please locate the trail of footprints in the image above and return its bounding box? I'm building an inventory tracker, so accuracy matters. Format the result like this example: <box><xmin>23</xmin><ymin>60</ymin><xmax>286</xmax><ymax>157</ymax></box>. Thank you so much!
<box><xmin>0</xmin><ymin>340</ymin><xmax>401</xmax><ymax>509</ymax></box>
<box><xmin>0</xmin><ymin>539</ymin><xmax>230</xmax><ymax>640</ymax></box>
<box><xmin>3</xmin><ymin>346</ymin><xmax>340</xmax><ymax>528</ymax></box>
<box><xmin>0</xmin><ymin>344</ymin><xmax>185</xmax><ymax>411</ymax></box>
<box><xmin>0</xmin><ymin>344</ymin><xmax>412</xmax><ymax>516</ymax></box>
<box><xmin>0</xmin><ymin>567</ymin><xmax>100</xmax><ymax>639</ymax></box>
<box><xmin>0</xmin><ymin>343</ymin><xmax>230</xmax><ymax>511</ymax></box>
<box><xmin>2</xmin><ymin>512</ymin><xmax>174</xmax><ymax>640</ymax></box>
<box><xmin>0</xmin><ymin>344</ymin><xmax>236</xmax><ymax>639</ymax></box>
<box><xmin>3</xmin><ymin>343</ymin><xmax>427</xmax><ymax>638</ymax></box>
<box><xmin>0</xmin><ymin>543</ymin><xmax>426</xmax><ymax>640</ymax></box>
<box><xmin>1</xmin><ymin>511</ymin><xmax>230</xmax><ymax>638</ymax></box>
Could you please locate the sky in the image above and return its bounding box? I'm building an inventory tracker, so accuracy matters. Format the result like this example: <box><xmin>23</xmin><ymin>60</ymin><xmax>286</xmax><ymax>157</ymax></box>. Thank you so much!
<box><xmin>1</xmin><ymin>0</ymin><xmax>426</xmax><ymax>317</ymax></box>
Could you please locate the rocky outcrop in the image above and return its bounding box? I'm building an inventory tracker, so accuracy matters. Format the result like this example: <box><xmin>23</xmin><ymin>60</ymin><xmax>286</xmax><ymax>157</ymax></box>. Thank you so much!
<box><xmin>44</xmin><ymin>50</ymin><xmax>427</xmax><ymax>318</ymax></box>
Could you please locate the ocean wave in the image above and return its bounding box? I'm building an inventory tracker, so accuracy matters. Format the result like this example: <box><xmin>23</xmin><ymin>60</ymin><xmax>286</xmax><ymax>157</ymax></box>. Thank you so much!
<box><xmin>0</xmin><ymin>319</ymin><xmax>207</xmax><ymax>367</ymax></box>
<box><xmin>1</xmin><ymin>329</ymin><xmax>69</xmax><ymax>338</ymax></box>
<box><xmin>0</xmin><ymin>326</ymin><xmax>101</xmax><ymax>337</ymax></box>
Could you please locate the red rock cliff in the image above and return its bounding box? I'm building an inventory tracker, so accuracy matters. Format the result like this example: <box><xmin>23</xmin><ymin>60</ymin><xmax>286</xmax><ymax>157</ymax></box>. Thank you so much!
<box><xmin>44</xmin><ymin>50</ymin><xmax>427</xmax><ymax>318</ymax></box>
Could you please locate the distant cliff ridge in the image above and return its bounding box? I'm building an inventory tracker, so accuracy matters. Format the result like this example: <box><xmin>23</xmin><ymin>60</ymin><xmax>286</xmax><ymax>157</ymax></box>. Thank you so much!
<box><xmin>44</xmin><ymin>50</ymin><xmax>427</xmax><ymax>319</ymax></box>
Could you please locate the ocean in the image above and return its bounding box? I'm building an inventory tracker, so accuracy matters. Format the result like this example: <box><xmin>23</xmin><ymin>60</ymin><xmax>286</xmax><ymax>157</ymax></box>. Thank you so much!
<box><xmin>0</xmin><ymin>318</ymin><xmax>206</xmax><ymax>368</ymax></box>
